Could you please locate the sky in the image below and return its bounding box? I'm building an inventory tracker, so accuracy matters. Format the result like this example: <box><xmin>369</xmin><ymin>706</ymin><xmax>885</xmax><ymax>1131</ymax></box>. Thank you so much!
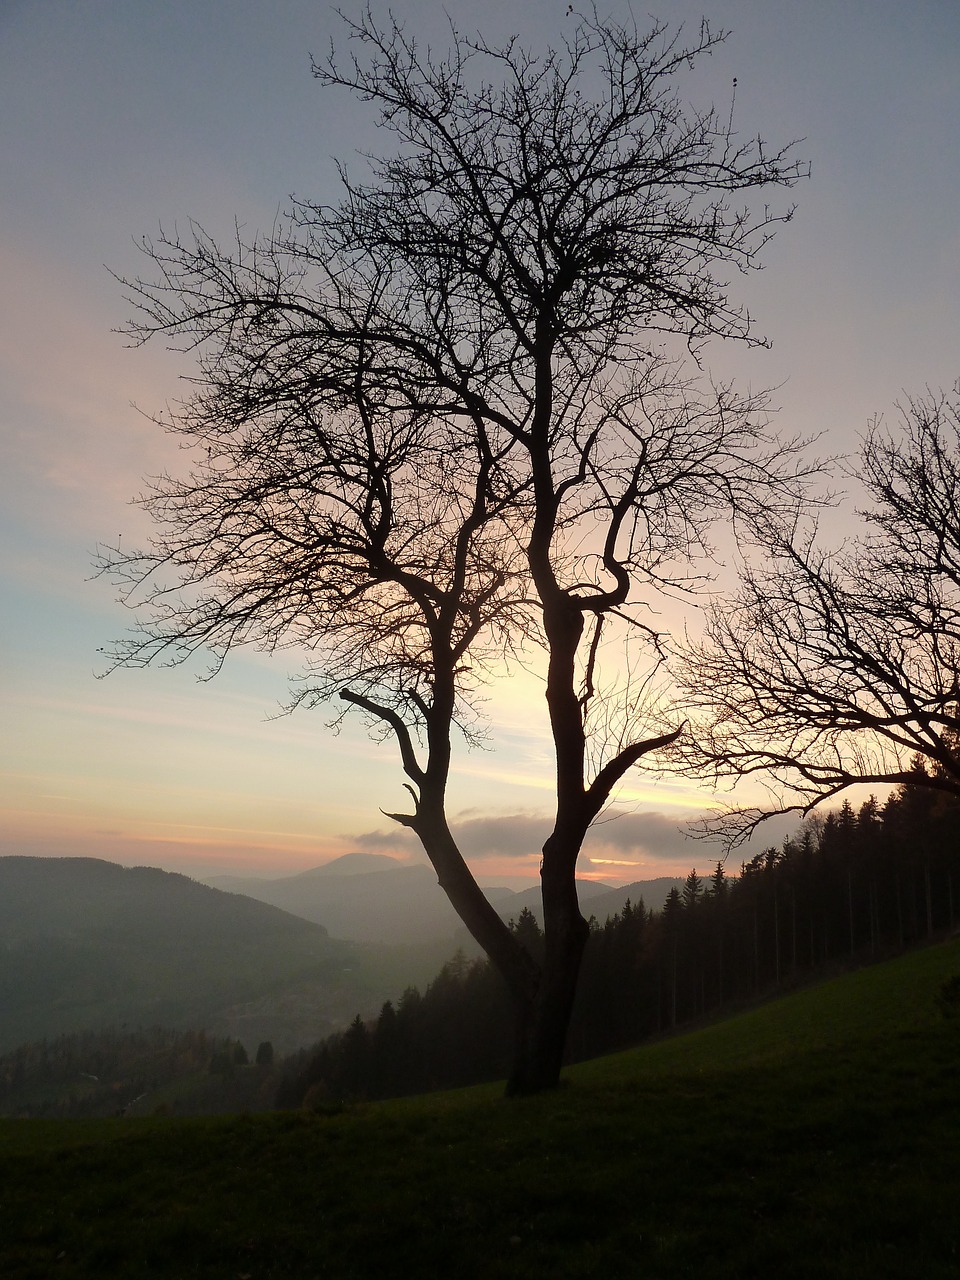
<box><xmin>2</xmin><ymin>0</ymin><xmax>959</xmax><ymax>886</ymax></box>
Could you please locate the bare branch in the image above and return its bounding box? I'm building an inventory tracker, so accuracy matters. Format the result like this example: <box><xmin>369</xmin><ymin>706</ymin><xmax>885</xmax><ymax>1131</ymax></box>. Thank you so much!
<box><xmin>100</xmin><ymin>9</ymin><xmax>810</xmax><ymax>1094</ymax></box>
<box><xmin>586</xmin><ymin>723</ymin><xmax>685</xmax><ymax>820</ymax></box>
<box><xmin>338</xmin><ymin>689</ymin><xmax>425</xmax><ymax>787</ymax></box>
<box><xmin>677</xmin><ymin>385</ymin><xmax>960</xmax><ymax>817</ymax></box>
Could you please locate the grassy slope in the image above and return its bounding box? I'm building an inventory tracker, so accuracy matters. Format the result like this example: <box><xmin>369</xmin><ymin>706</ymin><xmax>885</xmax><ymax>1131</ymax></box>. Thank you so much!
<box><xmin>2</xmin><ymin>939</ymin><xmax>959</xmax><ymax>1279</ymax></box>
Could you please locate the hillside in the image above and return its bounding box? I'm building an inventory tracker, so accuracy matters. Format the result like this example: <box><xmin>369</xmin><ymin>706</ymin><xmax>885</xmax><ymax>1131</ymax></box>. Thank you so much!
<box><xmin>208</xmin><ymin>862</ymin><xmax>464</xmax><ymax>942</ymax></box>
<box><xmin>0</xmin><ymin>854</ymin><xmax>680</xmax><ymax>1059</ymax></box>
<box><xmin>510</xmin><ymin>875</ymin><xmax>684</xmax><ymax>922</ymax></box>
<box><xmin>0</xmin><ymin>857</ymin><xmax>399</xmax><ymax>1053</ymax></box>
<box><xmin>1</xmin><ymin>938</ymin><xmax>958</xmax><ymax>1277</ymax></box>
<box><xmin>207</xmin><ymin>861</ymin><xmax>515</xmax><ymax>943</ymax></box>
<box><xmin>204</xmin><ymin>860</ymin><xmax>679</xmax><ymax>944</ymax></box>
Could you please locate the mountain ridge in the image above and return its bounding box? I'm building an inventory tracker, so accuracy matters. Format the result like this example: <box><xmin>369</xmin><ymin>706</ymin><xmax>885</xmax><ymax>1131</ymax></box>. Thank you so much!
<box><xmin>203</xmin><ymin>861</ymin><xmax>683</xmax><ymax>941</ymax></box>
<box><xmin>0</xmin><ymin>856</ymin><xmax>391</xmax><ymax>1054</ymax></box>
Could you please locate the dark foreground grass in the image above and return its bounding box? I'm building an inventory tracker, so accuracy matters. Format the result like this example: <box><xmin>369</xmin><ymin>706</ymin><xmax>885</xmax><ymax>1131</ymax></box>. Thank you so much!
<box><xmin>2</xmin><ymin>940</ymin><xmax>959</xmax><ymax>1279</ymax></box>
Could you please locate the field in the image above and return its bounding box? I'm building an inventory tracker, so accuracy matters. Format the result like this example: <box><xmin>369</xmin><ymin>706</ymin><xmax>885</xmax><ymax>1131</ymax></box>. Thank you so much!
<box><xmin>2</xmin><ymin>939</ymin><xmax>959</xmax><ymax>1278</ymax></box>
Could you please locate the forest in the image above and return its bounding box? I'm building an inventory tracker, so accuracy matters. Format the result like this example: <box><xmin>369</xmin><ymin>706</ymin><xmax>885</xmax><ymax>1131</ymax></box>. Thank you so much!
<box><xmin>0</xmin><ymin>1027</ymin><xmax>277</xmax><ymax>1119</ymax></box>
<box><xmin>4</xmin><ymin>760</ymin><xmax>957</xmax><ymax>1119</ymax></box>
<box><xmin>279</xmin><ymin>761</ymin><xmax>960</xmax><ymax>1106</ymax></box>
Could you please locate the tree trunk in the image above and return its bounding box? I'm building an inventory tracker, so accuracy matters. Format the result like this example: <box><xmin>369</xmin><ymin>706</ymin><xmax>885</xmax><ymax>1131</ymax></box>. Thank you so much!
<box><xmin>773</xmin><ymin>885</ymin><xmax>781</xmax><ymax>986</ymax></box>
<box><xmin>413</xmin><ymin>800</ymin><xmax>542</xmax><ymax>1032</ymax></box>
<box><xmin>505</xmin><ymin>856</ymin><xmax>590</xmax><ymax>1095</ymax></box>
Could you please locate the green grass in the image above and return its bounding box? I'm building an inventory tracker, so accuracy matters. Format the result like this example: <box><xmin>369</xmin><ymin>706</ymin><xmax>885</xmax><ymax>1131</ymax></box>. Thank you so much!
<box><xmin>2</xmin><ymin>940</ymin><xmax>959</xmax><ymax>1278</ymax></box>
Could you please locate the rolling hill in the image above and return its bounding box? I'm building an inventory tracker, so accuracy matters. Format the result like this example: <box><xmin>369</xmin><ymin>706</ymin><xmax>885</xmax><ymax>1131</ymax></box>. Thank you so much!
<box><xmin>207</xmin><ymin>859</ymin><xmax>519</xmax><ymax>943</ymax></box>
<box><xmin>0</xmin><ymin>854</ymin><xmax>685</xmax><ymax>1057</ymax></box>
<box><xmin>0</xmin><ymin>856</ymin><xmax>398</xmax><ymax>1053</ymax></box>
<box><xmin>205</xmin><ymin>859</ymin><xmax>683</xmax><ymax>943</ymax></box>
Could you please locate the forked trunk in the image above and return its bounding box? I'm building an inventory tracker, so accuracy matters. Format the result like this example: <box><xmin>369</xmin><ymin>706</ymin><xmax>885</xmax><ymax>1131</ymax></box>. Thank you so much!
<box><xmin>415</xmin><ymin>794</ymin><xmax>589</xmax><ymax>1096</ymax></box>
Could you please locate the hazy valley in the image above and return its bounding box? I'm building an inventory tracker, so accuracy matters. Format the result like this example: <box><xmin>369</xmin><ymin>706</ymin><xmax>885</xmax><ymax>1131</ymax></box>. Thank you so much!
<box><xmin>0</xmin><ymin>853</ymin><xmax>682</xmax><ymax>1059</ymax></box>
<box><xmin>0</xmin><ymin>855</ymin><xmax>430</xmax><ymax>1057</ymax></box>
<box><xmin>204</xmin><ymin>851</ymin><xmax>684</xmax><ymax>944</ymax></box>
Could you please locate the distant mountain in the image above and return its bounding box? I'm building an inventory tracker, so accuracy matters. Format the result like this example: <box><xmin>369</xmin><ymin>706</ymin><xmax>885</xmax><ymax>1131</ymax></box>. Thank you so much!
<box><xmin>309</xmin><ymin>852</ymin><xmax>406</xmax><ymax>876</ymax></box>
<box><xmin>0</xmin><ymin>855</ymin><xmax>686</xmax><ymax>1061</ymax></box>
<box><xmin>205</xmin><ymin>863</ymin><xmax>515</xmax><ymax>945</ymax></box>
<box><xmin>582</xmin><ymin>878</ymin><xmax>686</xmax><ymax>922</ymax></box>
<box><xmin>492</xmin><ymin>879</ymin><xmax>614</xmax><ymax>927</ymax></box>
<box><xmin>207</xmin><ymin>860</ymin><xmax>680</xmax><ymax>943</ymax></box>
<box><xmin>487</xmin><ymin>878</ymin><xmax>689</xmax><ymax>928</ymax></box>
<box><xmin>480</xmin><ymin>876</ymin><xmax>684</xmax><ymax>928</ymax></box>
<box><xmin>206</xmin><ymin>852</ymin><xmax>406</xmax><ymax>895</ymax></box>
<box><xmin>0</xmin><ymin>856</ymin><xmax>399</xmax><ymax>1054</ymax></box>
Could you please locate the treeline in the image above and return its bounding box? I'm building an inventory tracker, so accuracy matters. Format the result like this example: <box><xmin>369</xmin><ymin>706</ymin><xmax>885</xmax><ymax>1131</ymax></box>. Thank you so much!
<box><xmin>280</xmin><ymin>765</ymin><xmax>960</xmax><ymax>1105</ymax></box>
<box><xmin>0</xmin><ymin>1026</ymin><xmax>280</xmax><ymax>1118</ymax></box>
<box><xmin>7</xmin><ymin>768</ymin><xmax>957</xmax><ymax>1116</ymax></box>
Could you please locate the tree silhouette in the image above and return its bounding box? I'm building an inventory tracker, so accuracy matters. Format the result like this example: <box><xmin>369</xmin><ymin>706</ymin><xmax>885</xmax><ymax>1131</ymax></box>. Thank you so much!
<box><xmin>681</xmin><ymin>868</ymin><xmax>703</xmax><ymax>910</ymax></box>
<box><xmin>101</xmin><ymin>12</ymin><xmax>807</xmax><ymax>1093</ymax></box>
<box><xmin>279</xmin><ymin>771</ymin><xmax>960</xmax><ymax>1105</ymax></box>
<box><xmin>680</xmin><ymin>386</ymin><xmax>960</xmax><ymax>840</ymax></box>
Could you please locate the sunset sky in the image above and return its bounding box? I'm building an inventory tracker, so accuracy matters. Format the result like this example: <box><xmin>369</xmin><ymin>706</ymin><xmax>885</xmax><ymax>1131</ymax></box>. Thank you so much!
<box><xmin>2</xmin><ymin>0</ymin><xmax>959</xmax><ymax>885</ymax></box>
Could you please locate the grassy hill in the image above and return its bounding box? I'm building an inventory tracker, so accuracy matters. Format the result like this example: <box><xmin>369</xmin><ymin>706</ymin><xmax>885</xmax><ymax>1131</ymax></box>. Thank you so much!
<box><xmin>2</xmin><ymin>937</ymin><xmax>958</xmax><ymax>1277</ymax></box>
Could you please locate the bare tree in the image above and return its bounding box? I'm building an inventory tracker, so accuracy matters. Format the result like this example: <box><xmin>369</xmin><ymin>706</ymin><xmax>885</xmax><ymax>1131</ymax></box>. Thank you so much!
<box><xmin>101</xmin><ymin>12</ymin><xmax>808</xmax><ymax>1093</ymax></box>
<box><xmin>679</xmin><ymin>385</ymin><xmax>960</xmax><ymax>841</ymax></box>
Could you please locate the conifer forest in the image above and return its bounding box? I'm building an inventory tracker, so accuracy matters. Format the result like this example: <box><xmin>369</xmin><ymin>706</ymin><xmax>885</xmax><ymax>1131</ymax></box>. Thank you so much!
<box><xmin>280</xmin><ymin>763</ymin><xmax>960</xmax><ymax>1105</ymax></box>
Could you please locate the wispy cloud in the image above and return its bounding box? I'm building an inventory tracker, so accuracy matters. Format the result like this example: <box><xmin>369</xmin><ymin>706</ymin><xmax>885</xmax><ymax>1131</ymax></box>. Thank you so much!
<box><xmin>352</xmin><ymin>807</ymin><xmax>716</xmax><ymax>865</ymax></box>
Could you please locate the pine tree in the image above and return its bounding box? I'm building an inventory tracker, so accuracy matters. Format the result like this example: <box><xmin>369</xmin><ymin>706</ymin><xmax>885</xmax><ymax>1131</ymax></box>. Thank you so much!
<box><xmin>709</xmin><ymin>862</ymin><xmax>728</xmax><ymax>897</ymax></box>
<box><xmin>682</xmin><ymin>869</ymin><xmax>704</xmax><ymax>910</ymax></box>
